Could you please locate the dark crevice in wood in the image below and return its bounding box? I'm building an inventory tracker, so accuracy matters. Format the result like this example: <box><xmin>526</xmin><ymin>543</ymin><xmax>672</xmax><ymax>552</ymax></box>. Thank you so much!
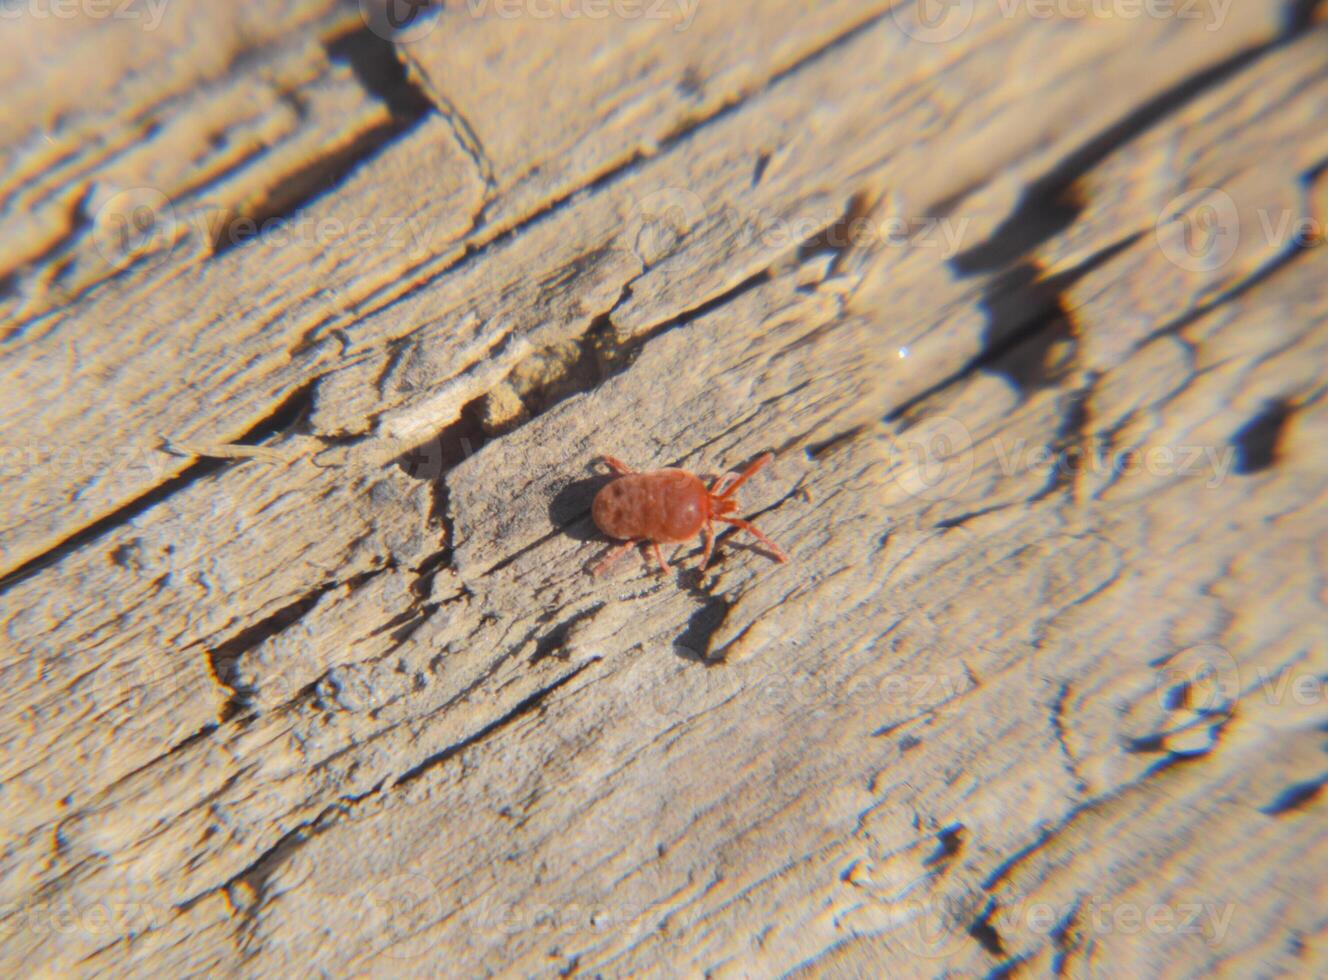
<box><xmin>0</xmin><ymin>457</ymin><xmax>224</xmax><ymax>596</ymax></box>
<box><xmin>934</xmin><ymin>503</ymin><xmax>1014</xmax><ymax>531</ymax></box>
<box><xmin>476</xmin><ymin>309</ymin><xmax>625</xmax><ymax>439</ymax></box>
<box><xmin>178</xmin><ymin>798</ymin><xmax>352</xmax><ymax>919</ymax></box>
<box><xmin>969</xmin><ymin>899</ymin><xmax>1007</xmax><ymax>957</ymax></box>
<box><xmin>952</xmin><ymin>14</ymin><xmax>1315</xmax><ymax>276</ymax></box>
<box><xmin>530</xmin><ymin>604</ymin><xmax>605</xmax><ymax>664</ymax></box>
<box><xmin>888</xmin><ymin>234</ymin><xmax>1136</xmax><ymax>424</ymax></box>
<box><xmin>1026</xmin><ymin>379</ymin><xmax>1101</xmax><ymax>504</ymax></box>
<box><xmin>324</xmin><ymin>25</ymin><xmax>435</xmax><ymax>123</ymax></box>
<box><xmin>487</xmin><ymin>262</ymin><xmax>774</xmax><ymax>445</ymax></box>
<box><xmin>1050</xmin><ymin>902</ymin><xmax>1083</xmax><ymax>976</ymax></box>
<box><xmin>1285</xmin><ymin>0</ymin><xmax>1326</xmax><ymax>31</ymax></box>
<box><xmin>978</xmin><ymin>261</ymin><xmax>1078</xmax><ymax>396</ymax></box>
<box><xmin>1231</xmin><ymin>397</ymin><xmax>1293</xmax><ymax>474</ymax></box>
<box><xmin>1143</xmin><ymin>233</ymin><xmax>1320</xmax><ymax>349</ymax></box>
<box><xmin>207</xmin><ymin>566</ymin><xmax>389</xmax><ymax>719</ymax></box>
<box><xmin>1123</xmin><ymin>732</ymin><xmax>1168</xmax><ymax>754</ymax></box>
<box><xmin>806</xmin><ymin>425</ymin><xmax>866</xmax><ymax>461</ymax></box>
<box><xmin>206</xmin><ymin>591</ymin><xmax>329</xmax><ymax>714</ymax></box>
<box><xmin>420</xmin><ymin>264</ymin><xmax>779</xmax><ymax>582</ymax></box>
<box><xmin>293</xmin><ymin>5</ymin><xmax>894</xmax><ymax>356</ymax></box>
<box><xmin>411</xmin><ymin>548</ymin><xmax>460</xmax><ymax>600</ymax></box>
<box><xmin>96</xmin><ymin>721</ymin><xmax>222</xmax><ymax>802</ymax></box>
<box><xmin>1261</xmin><ymin>775</ymin><xmax>1326</xmax><ymax>815</ymax></box>
<box><xmin>752</xmin><ymin>151</ymin><xmax>772</xmax><ymax>187</ymax></box>
<box><xmin>796</xmin><ymin>190</ymin><xmax>875</xmax><ymax>273</ymax></box>
<box><xmin>208</xmin><ymin>26</ymin><xmax>433</xmax><ymax>257</ymax></box>
<box><xmin>0</xmin><ymin>193</ymin><xmax>92</xmax><ymax>309</ymax></box>
<box><xmin>924</xmin><ymin>822</ymin><xmax>966</xmax><ymax>867</ymax></box>
<box><xmin>391</xmin><ymin>398</ymin><xmax>488</xmax><ymax>576</ymax></box>
<box><xmin>650</xmin><ymin>6</ymin><xmax>894</xmax><ymax>157</ymax></box>
<box><xmin>393</xmin><ymin>662</ymin><xmax>592</xmax><ymax>788</ymax></box>
<box><xmin>624</xmin><ymin>266</ymin><xmax>774</xmax><ymax>349</ymax></box>
<box><xmin>236</xmin><ymin>380</ymin><xmax>317</xmax><ymax>444</ymax></box>
<box><xmin>477</xmin><ymin>526</ymin><xmax>569</xmax><ymax>582</ymax></box>
<box><xmin>1050</xmin><ymin>681</ymin><xmax>1088</xmax><ymax>794</ymax></box>
<box><xmin>0</xmin><ymin>382</ymin><xmax>323</xmax><ymax>594</ymax></box>
<box><xmin>674</xmin><ymin>596</ymin><xmax>732</xmax><ymax>662</ymax></box>
<box><xmin>384</xmin><ymin>601</ymin><xmax>442</xmax><ymax>652</ymax></box>
<box><xmin>208</xmin><ymin>119</ymin><xmax>413</xmax><ymax>256</ymax></box>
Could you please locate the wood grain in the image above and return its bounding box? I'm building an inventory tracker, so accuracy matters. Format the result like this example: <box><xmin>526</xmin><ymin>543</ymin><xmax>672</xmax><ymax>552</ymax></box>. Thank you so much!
<box><xmin>1</xmin><ymin>0</ymin><xmax>1325</xmax><ymax>975</ymax></box>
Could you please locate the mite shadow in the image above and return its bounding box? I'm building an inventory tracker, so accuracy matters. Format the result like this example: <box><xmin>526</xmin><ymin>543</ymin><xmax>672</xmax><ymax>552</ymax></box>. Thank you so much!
<box><xmin>548</xmin><ymin>475</ymin><xmax>613</xmax><ymax>543</ymax></box>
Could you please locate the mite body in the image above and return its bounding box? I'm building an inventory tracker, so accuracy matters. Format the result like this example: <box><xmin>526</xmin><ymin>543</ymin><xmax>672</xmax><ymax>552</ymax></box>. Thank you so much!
<box><xmin>590</xmin><ymin>453</ymin><xmax>789</xmax><ymax>576</ymax></box>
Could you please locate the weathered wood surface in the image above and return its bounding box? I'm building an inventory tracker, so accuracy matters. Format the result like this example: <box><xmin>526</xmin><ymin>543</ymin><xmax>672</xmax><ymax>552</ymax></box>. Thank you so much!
<box><xmin>1</xmin><ymin>1</ymin><xmax>1326</xmax><ymax>975</ymax></box>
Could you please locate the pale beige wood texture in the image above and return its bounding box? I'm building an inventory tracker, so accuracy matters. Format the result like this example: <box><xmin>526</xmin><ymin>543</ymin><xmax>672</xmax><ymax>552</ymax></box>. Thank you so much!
<box><xmin>1</xmin><ymin>1</ymin><xmax>1324</xmax><ymax>976</ymax></box>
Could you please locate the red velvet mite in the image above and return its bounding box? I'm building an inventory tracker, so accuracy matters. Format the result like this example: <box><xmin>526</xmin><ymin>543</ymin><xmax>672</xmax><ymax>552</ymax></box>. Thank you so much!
<box><xmin>590</xmin><ymin>453</ymin><xmax>789</xmax><ymax>576</ymax></box>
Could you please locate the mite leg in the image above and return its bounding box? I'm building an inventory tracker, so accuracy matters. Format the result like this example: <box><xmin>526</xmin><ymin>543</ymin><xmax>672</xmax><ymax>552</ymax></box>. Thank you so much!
<box><xmin>717</xmin><ymin>516</ymin><xmax>788</xmax><ymax>563</ymax></box>
<box><xmin>716</xmin><ymin>452</ymin><xmax>773</xmax><ymax>500</ymax></box>
<box><xmin>591</xmin><ymin>540</ymin><xmax>635</xmax><ymax>576</ymax></box>
<box><xmin>601</xmin><ymin>455</ymin><xmax>634</xmax><ymax>475</ymax></box>
<box><xmin>652</xmin><ymin>542</ymin><xmax>670</xmax><ymax>574</ymax></box>
<box><xmin>700</xmin><ymin>522</ymin><xmax>715</xmax><ymax>569</ymax></box>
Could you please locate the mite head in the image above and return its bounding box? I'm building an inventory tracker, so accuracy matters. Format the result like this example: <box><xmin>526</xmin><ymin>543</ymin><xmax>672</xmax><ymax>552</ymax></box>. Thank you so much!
<box><xmin>711</xmin><ymin>494</ymin><xmax>739</xmax><ymax>516</ymax></box>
